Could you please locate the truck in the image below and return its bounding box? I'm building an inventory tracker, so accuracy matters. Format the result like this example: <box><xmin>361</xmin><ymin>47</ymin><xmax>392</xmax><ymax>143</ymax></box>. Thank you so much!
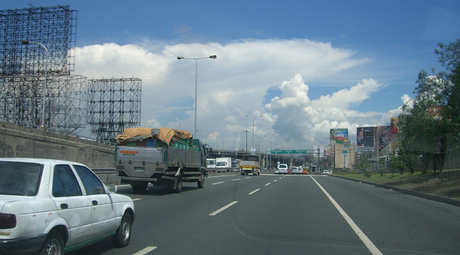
<box><xmin>115</xmin><ymin>127</ymin><xmax>211</xmax><ymax>193</ymax></box>
<box><xmin>206</xmin><ymin>158</ymin><xmax>216</xmax><ymax>168</ymax></box>
<box><xmin>239</xmin><ymin>154</ymin><xmax>261</xmax><ymax>176</ymax></box>
<box><xmin>215</xmin><ymin>157</ymin><xmax>232</xmax><ymax>172</ymax></box>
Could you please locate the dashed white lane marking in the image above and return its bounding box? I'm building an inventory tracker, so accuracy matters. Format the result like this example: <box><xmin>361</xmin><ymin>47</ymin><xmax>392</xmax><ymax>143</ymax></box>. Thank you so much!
<box><xmin>310</xmin><ymin>176</ymin><xmax>383</xmax><ymax>255</ymax></box>
<box><xmin>245</xmin><ymin>177</ymin><xmax>252</xmax><ymax>179</ymax></box>
<box><xmin>133</xmin><ymin>246</ymin><xmax>157</xmax><ymax>255</ymax></box>
<box><xmin>248</xmin><ymin>188</ymin><xmax>260</xmax><ymax>195</ymax></box>
<box><xmin>265</xmin><ymin>183</ymin><xmax>271</xmax><ymax>186</ymax></box>
<box><xmin>132</xmin><ymin>198</ymin><xmax>142</xmax><ymax>201</ymax></box>
<box><xmin>232</xmin><ymin>178</ymin><xmax>240</xmax><ymax>181</ymax></box>
<box><xmin>209</xmin><ymin>201</ymin><xmax>238</xmax><ymax>216</ymax></box>
<box><xmin>212</xmin><ymin>181</ymin><xmax>224</xmax><ymax>185</ymax></box>
<box><xmin>273</xmin><ymin>179</ymin><xmax>278</xmax><ymax>182</ymax></box>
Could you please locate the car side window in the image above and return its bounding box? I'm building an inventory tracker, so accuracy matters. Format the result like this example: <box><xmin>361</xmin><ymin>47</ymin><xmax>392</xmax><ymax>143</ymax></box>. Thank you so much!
<box><xmin>73</xmin><ymin>165</ymin><xmax>105</xmax><ymax>195</ymax></box>
<box><xmin>53</xmin><ymin>164</ymin><xmax>83</xmax><ymax>197</ymax></box>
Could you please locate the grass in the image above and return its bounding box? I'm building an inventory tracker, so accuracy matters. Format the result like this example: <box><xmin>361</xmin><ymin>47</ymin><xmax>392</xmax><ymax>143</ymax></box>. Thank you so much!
<box><xmin>334</xmin><ymin>170</ymin><xmax>460</xmax><ymax>201</ymax></box>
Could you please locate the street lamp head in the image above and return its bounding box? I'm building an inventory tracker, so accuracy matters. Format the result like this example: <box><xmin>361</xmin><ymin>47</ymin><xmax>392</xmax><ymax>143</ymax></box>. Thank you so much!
<box><xmin>244</xmin><ymin>114</ymin><xmax>248</xmax><ymax>117</ymax></box>
<box><xmin>209</xmin><ymin>55</ymin><xmax>217</xmax><ymax>59</ymax></box>
<box><xmin>21</xmin><ymin>40</ymin><xmax>30</xmax><ymax>45</ymax></box>
<box><xmin>177</xmin><ymin>56</ymin><xmax>184</xmax><ymax>60</ymax></box>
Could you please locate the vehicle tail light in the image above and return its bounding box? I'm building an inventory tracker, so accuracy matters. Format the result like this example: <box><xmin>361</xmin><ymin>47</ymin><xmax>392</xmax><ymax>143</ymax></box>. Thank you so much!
<box><xmin>0</xmin><ymin>213</ymin><xmax>17</xmax><ymax>229</ymax></box>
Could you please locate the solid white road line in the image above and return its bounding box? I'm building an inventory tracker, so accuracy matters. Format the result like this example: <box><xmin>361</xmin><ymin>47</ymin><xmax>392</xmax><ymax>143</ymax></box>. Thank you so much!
<box><xmin>310</xmin><ymin>176</ymin><xmax>383</xmax><ymax>255</ymax></box>
<box><xmin>209</xmin><ymin>201</ymin><xmax>238</xmax><ymax>216</ymax></box>
<box><xmin>133</xmin><ymin>246</ymin><xmax>157</xmax><ymax>255</ymax></box>
<box><xmin>212</xmin><ymin>181</ymin><xmax>224</xmax><ymax>185</ymax></box>
<box><xmin>248</xmin><ymin>188</ymin><xmax>260</xmax><ymax>195</ymax></box>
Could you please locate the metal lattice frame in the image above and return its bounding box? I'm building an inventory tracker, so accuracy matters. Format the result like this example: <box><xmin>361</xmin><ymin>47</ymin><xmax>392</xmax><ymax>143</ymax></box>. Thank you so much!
<box><xmin>88</xmin><ymin>78</ymin><xmax>142</xmax><ymax>141</ymax></box>
<box><xmin>48</xmin><ymin>75</ymin><xmax>87</xmax><ymax>134</ymax></box>
<box><xmin>0</xmin><ymin>5</ymin><xmax>80</xmax><ymax>133</ymax></box>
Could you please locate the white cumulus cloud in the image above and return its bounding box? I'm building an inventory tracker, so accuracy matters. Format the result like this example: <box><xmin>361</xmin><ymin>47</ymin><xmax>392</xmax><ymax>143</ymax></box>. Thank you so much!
<box><xmin>73</xmin><ymin>39</ymin><xmax>406</xmax><ymax>150</ymax></box>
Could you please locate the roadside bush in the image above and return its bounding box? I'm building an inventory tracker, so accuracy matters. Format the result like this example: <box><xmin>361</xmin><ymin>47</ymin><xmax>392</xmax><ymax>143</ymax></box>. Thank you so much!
<box><xmin>422</xmin><ymin>168</ymin><xmax>433</xmax><ymax>175</ymax></box>
<box><xmin>364</xmin><ymin>170</ymin><xmax>372</xmax><ymax>178</ymax></box>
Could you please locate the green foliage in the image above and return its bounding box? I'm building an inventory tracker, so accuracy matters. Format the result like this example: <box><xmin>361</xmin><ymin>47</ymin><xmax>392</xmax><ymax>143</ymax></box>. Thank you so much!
<box><xmin>398</xmin><ymin>37</ymin><xmax>460</xmax><ymax>174</ymax></box>
<box><xmin>363</xmin><ymin>170</ymin><xmax>372</xmax><ymax>178</ymax></box>
<box><xmin>377</xmin><ymin>167</ymin><xmax>386</xmax><ymax>177</ymax></box>
<box><xmin>356</xmin><ymin>154</ymin><xmax>370</xmax><ymax>172</ymax></box>
<box><xmin>422</xmin><ymin>168</ymin><xmax>433</xmax><ymax>175</ymax></box>
<box><xmin>389</xmin><ymin>152</ymin><xmax>407</xmax><ymax>174</ymax></box>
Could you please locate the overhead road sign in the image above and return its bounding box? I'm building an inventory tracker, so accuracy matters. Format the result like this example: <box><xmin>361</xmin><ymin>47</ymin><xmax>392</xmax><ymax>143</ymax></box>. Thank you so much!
<box><xmin>270</xmin><ymin>150</ymin><xmax>307</xmax><ymax>155</ymax></box>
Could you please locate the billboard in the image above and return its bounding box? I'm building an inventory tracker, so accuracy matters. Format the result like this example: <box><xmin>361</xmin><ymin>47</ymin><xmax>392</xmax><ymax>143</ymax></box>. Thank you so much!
<box><xmin>375</xmin><ymin>125</ymin><xmax>391</xmax><ymax>156</ymax></box>
<box><xmin>357</xmin><ymin>127</ymin><xmax>374</xmax><ymax>148</ymax></box>
<box><xmin>334</xmin><ymin>143</ymin><xmax>355</xmax><ymax>169</ymax></box>
<box><xmin>330</xmin><ymin>128</ymin><xmax>348</xmax><ymax>144</ymax></box>
<box><xmin>390</xmin><ymin>118</ymin><xmax>401</xmax><ymax>149</ymax></box>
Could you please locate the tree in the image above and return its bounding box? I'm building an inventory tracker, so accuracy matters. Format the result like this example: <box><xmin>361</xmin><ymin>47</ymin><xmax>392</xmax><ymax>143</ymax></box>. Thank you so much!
<box><xmin>398</xmin><ymin>38</ymin><xmax>460</xmax><ymax>176</ymax></box>
<box><xmin>356</xmin><ymin>153</ymin><xmax>370</xmax><ymax>173</ymax></box>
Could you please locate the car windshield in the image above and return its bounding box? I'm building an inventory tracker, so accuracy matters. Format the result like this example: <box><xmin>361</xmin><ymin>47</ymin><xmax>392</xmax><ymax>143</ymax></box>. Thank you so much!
<box><xmin>0</xmin><ymin>162</ymin><xmax>43</xmax><ymax>196</ymax></box>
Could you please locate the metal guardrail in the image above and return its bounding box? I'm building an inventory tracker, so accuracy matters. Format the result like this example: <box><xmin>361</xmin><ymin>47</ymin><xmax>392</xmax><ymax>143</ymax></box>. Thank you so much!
<box><xmin>93</xmin><ymin>168</ymin><xmax>118</xmax><ymax>182</ymax></box>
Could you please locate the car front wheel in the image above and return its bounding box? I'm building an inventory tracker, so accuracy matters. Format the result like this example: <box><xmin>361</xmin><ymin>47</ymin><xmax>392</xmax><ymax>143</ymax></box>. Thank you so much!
<box><xmin>40</xmin><ymin>230</ymin><xmax>64</xmax><ymax>255</ymax></box>
<box><xmin>112</xmin><ymin>212</ymin><xmax>132</xmax><ymax>248</ymax></box>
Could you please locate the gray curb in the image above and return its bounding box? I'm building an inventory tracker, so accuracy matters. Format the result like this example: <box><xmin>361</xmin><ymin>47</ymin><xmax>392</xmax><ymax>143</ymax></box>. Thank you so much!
<box><xmin>331</xmin><ymin>175</ymin><xmax>460</xmax><ymax>207</ymax></box>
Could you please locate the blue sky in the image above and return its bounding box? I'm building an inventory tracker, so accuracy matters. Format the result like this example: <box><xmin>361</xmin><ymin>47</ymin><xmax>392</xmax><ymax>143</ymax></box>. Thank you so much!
<box><xmin>3</xmin><ymin>0</ymin><xmax>460</xmax><ymax>151</ymax></box>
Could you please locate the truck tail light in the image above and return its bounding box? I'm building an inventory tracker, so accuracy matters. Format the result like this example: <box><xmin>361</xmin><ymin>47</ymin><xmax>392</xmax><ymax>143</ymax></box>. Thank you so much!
<box><xmin>0</xmin><ymin>213</ymin><xmax>17</xmax><ymax>229</ymax></box>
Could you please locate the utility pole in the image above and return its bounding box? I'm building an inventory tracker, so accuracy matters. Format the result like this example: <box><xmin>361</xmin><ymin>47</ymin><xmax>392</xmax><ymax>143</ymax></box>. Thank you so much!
<box><xmin>245</xmin><ymin>130</ymin><xmax>249</xmax><ymax>153</ymax></box>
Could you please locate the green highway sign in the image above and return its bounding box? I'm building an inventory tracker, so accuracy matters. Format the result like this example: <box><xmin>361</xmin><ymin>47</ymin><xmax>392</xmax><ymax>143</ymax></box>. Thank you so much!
<box><xmin>270</xmin><ymin>150</ymin><xmax>307</xmax><ymax>155</ymax></box>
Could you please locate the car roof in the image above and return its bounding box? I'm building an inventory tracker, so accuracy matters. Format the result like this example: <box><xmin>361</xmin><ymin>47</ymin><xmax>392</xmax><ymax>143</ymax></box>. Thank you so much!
<box><xmin>0</xmin><ymin>158</ymin><xmax>86</xmax><ymax>166</ymax></box>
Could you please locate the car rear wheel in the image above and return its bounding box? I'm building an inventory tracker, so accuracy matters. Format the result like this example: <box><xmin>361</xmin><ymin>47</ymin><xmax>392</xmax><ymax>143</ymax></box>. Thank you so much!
<box><xmin>40</xmin><ymin>230</ymin><xmax>64</xmax><ymax>255</ymax></box>
<box><xmin>112</xmin><ymin>212</ymin><xmax>132</xmax><ymax>247</ymax></box>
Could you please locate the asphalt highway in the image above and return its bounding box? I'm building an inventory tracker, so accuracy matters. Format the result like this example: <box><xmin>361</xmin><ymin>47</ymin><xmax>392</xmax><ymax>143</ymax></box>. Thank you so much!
<box><xmin>70</xmin><ymin>174</ymin><xmax>460</xmax><ymax>255</ymax></box>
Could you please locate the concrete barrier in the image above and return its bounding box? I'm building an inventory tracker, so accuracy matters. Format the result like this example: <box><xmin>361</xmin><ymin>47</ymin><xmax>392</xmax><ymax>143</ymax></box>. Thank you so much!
<box><xmin>0</xmin><ymin>121</ymin><xmax>115</xmax><ymax>169</ymax></box>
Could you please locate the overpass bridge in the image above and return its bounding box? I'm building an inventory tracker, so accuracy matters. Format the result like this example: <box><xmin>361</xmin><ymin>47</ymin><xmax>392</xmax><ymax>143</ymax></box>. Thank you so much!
<box><xmin>208</xmin><ymin>149</ymin><xmax>307</xmax><ymax>170</ymax></box>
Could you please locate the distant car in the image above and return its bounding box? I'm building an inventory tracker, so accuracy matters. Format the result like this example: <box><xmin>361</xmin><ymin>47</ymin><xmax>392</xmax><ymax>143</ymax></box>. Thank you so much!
<box><xmin>323</xmin><ymin>169</ymin><xmax>333</xmax><ymax>174</ymax></box>
<box><xmin>291</xmin><ymin>167</ymin><xmax>301</xmax><ymax>174</ymax></box>
<box><xmin>277</xmin><ymin>164</ymin><xmax>288</xmax><ymax>174</ymax></box>
<box><xmin>0</xmin><ymin>158</ymin><xmax>135</xmax><ymax>255</ymax></box>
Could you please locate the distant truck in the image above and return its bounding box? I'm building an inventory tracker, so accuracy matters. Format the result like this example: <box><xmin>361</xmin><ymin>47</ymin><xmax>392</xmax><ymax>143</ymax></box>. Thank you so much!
<box><xmin>206</xmin><ymin>158</ymin><xmax>216</xmax><ymax>168</ymax></box>
<box><xmin>115</xmin><ymin>127</ymin><xmax>210</xmax><ymax>193</ymax></box>
<box><xmin>239</xmin><ymin>154</ymin><xmax>261</xmax><ymax>175</ymax></box>
<box><xmin>215</xmin><ymin>157</ymin><xmax>232</xmax><ymax>172</ymax></box>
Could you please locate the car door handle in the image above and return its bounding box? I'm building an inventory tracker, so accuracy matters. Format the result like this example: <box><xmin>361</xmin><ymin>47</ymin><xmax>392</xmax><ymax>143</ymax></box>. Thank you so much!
<box><xmin>92</xmin><ymin>200</ymin><xmax>98</xmax><ymax>205</ymax></box>
<box><xmin>60</xmin><ymin>203</ymin><xmax>68</xmax><ymax>209</ymax></box>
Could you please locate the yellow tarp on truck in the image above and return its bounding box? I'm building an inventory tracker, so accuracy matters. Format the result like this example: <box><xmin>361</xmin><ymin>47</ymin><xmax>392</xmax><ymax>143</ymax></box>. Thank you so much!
<box><xmin>115</xmin><ymin>127</ymin><xmax>193</xmax><ymax>145</ymax></box>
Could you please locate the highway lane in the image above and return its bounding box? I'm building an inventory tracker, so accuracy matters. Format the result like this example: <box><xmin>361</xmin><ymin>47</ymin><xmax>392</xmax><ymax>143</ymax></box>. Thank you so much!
<box><xmin>69</xmin><ymin>174</ymin><xmax>460</xmax><ymax>255</ymax></box>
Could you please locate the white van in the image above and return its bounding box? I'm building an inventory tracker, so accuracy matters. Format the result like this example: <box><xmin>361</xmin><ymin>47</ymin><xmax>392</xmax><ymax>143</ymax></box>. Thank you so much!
<box><xmin>277</xmin><ymin>164</ymin><xmax>288</xmax><ymax>174</ymax></box>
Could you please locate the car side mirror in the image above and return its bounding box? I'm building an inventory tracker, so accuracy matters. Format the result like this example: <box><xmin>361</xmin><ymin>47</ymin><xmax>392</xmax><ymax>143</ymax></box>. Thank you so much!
<box><xmin>107</xmin><ymin>184</ymin><xmax>117</xmax><ymax>193</ymax></box>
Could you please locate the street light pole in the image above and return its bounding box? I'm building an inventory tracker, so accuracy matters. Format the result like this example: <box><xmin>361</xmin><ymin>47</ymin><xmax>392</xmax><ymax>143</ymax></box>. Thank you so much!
<box><xmin>22</xmin><ymin>40</ymin><xmax>48</xmax><ymax>128</ymax></box>
<box><xmin>244</xmin><ymin>114</ymin><xmax>263</xmax><ymax>150</ymax></box>
<box><xmin>177</xmin><ymin>55</ymin><xmax>216</xmax><ymax>138</ymax></box>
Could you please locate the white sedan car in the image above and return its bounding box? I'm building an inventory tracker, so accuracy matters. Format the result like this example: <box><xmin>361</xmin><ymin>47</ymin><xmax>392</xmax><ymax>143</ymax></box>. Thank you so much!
<box><xmin>0</xmin><ymin>158</ymin><xmax>135</xmax><ymax>255</ymax></box>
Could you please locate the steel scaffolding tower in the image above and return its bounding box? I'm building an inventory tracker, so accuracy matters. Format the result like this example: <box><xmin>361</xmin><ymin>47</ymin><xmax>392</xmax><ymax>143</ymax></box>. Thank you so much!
<box><xmin>87</xmin><ymin>78</ymin><xmax>142</xmax><ymax>141</ymax></box>
<box><xmin>0</xmin><ymin>5</ymin><xmax>83</xmax><ymax>133</ymax></box>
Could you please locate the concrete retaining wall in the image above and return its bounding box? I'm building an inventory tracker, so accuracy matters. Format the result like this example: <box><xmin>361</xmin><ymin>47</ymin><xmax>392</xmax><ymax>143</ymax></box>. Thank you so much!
<box><xmin>0</xmin><ymin>121</ymin><xmax>115</xmax><ymax>169</ymax></box>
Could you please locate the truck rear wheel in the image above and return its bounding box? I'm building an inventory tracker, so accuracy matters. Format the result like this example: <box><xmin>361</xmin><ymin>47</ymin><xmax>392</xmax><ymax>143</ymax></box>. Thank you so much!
<box><xmin>197</xmin><ymin>173</ymin><xmax>205</xmax><ymax>188</ymax></box>
<box><xmin>131</xmin><ymin>182</ymin><xmax>148</xmax><ymax>193</ymax></box>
